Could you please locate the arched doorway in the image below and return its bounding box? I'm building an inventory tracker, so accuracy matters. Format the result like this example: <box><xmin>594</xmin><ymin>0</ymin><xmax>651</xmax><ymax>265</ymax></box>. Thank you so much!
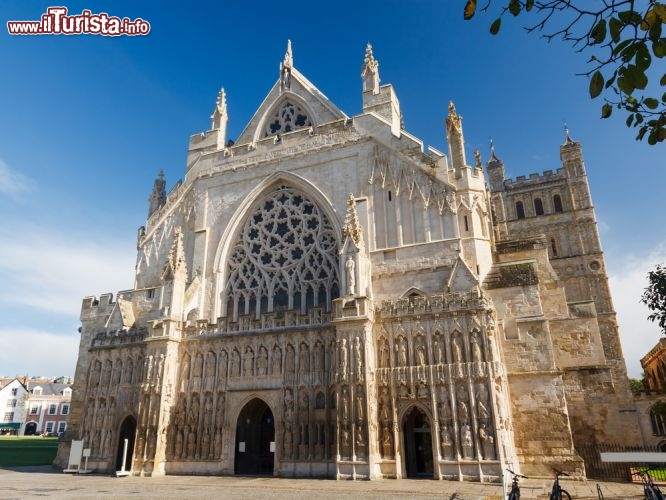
<box><xmin>234</xmin><ymin>398</ymin><xmax>275</xmax><ymax>475</ymax></box>
<box><xmin>115</xmin><ymin>416</ymin><xmax>137</xmax><ymax>471</ymax></box>
<box><xmin>403</xmin><ymin>406</ymin><xmax>434</xmax><ymax>478</ymax></box>
<box><xmin>24</xmin><ymin>422</ymin><xmax>37</xmax><ymax>436</ymax></box>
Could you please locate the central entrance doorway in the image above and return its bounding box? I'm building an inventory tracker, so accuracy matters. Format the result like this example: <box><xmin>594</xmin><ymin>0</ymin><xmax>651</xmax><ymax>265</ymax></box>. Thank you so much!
<box><xmin>234</xmin><ymin>398</ymin><xmax>275</xmax><ymax>475</ymax></box>
<box><xmin>403</xmin><ymin>407</ymin><xmax>434</xmax><ymax>478</ymax></box>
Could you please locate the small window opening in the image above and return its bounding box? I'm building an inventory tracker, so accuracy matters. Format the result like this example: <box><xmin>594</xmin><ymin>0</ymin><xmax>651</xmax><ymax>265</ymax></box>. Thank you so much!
<box><xmin>534</xmin><ymin>198</ymin><xmax>544</xmax><ymax>216</ymax></box>
<box><xmin>464</xmin><ymin>215</ymin><xmax>469</xmax><ymax>232</ymax></box>
<box><xmin>553</xmin><ymin>194</ymin><xmax>563</xmax><ymax>213</ymax></box>
<box><xmin>551</xmin><ymin>238</ymin><xmax>558</xmax><ymax>257</ymax></box>
<box><xmin>388</xmin><ymin>191</ymin><xmax>392</xmax><ymax>202</ymax></box>
<box><xmin>516</xmin><ymin>201</ymin><xmax>525</xmax><ymax>219</ymax></box>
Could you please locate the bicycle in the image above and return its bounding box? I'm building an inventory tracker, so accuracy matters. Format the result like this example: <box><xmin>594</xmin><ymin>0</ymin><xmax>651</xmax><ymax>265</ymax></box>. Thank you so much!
<box><xmin>633</xmin><ymin>468</ymin><xmax>664</xmax><ymax>500</ymax></box>
<box><xmin>505</xmin><ymin>468</ymin><xmax>527</xmax><ymax>500</ymax></box>
<box><xmin>549</xmin><ymin>469</ymin><xmax>571</xmax><ymax>500</ymax></box>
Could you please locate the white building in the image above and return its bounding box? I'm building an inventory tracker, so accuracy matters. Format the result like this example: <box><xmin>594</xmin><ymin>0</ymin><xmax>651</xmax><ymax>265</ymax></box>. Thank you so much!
<box><xmin>0</xmin><ymin>378</ymin><xmax>29</xmax><ymax>435</ymax></box>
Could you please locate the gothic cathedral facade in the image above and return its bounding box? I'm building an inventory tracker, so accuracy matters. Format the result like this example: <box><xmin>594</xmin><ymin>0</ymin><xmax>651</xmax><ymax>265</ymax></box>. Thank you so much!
<box><xmin>57</xmin><ymin>43</ymin><xmax>641</xmax><ymax>480</ymax></box>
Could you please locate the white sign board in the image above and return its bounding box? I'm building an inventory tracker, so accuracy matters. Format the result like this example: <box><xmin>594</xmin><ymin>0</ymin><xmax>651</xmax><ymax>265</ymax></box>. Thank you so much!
<box><xmin>239</xmin><ymin>441</ymin><xmax>246</xmax><ymax>452</ymax></box>
<box><xmin>66</xmin><ymin>440</ymin><xmax>84</xmax><ymax>470</ymax></box>
<box><xmin>270</xmin><ymin>441</ymin><xmax>275</xmax><ymax>452</ymax></box>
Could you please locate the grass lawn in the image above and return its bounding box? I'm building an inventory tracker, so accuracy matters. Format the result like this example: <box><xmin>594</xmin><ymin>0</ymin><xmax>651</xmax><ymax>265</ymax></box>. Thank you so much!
<box><xmin>0</xmin><ymin>437</ymin><xmax>58</xmax><ymax>466</ymax></box>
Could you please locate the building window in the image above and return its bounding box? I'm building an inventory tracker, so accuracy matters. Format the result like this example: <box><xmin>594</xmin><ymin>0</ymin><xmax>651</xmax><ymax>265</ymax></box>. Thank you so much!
<box><xmin>30</xmin><ymin>405</ymin><xmax>39</xmax><ymax>415</ymax></box>
<box><xmin>48</xmin><ymin>404</ymin><xmax>57</xmax><ymax>415</ymax></box>
<box><xmin>6</xmin><ymin>399</ymin><xmax>16</xmax><ymax>408</ymax></box>
<box><xmin>61</xmin><ymin>404</ymin><xmax>69</xmax><ymax>415</ymax></box>
<box><xmin>463</xmin><ymin>215</ymin><xmax>469</xmax><ymax>232</ymax></box>
<box><xmin>534</xmin><ymin>198</ymin><xmax>544</xmax><ymax>216</ymax></box>
<box><xmin>58</xmin><ymin>422</ymin><xmax>67</xmax><ymax>433</ymax></box>
<box><xmin>388</xmin><ymin>190</ymin><xmax>392</xmax><ymax>202</ymax></box>
<box><xmin>553</xmin><ymin>194</ymin><xmax>563</xmax><ymax>213</ymax></box>
<box><xmin>11</xmin><ymin>388</ymin><xmax>17</xmax><ymax>396</ymax></box>
<box><xmin>516</xmin><ymin>201</ymin><xmax>525</xmax><ymax>219</ymax></box>
<box><xmin>651</xmin><ymin>406</ymin><xmax>666</xmax><ymax>436</ymax></box>
<box><xmin>33</xmin><ymin>387</ymin><xmax>42</xmax><ymax>395</ymax></box>
<box><xmin>45</xmin><ymin>422</ymin><xmax>54</xmax><ymax>433</ymax></box>
<box><xmin>147</xmin><ymin>288</ymin><xmax>155</xmax><ymax>299</ymax></box>
<box><xmin>551</xmin><ymin>238</ymin><xmax>558</xmax><ymax>257</ymax></box>
<box><xmin>3</xmin><ymin>412</ymin><xmax>14</xmax><ymax>422</ymax></box>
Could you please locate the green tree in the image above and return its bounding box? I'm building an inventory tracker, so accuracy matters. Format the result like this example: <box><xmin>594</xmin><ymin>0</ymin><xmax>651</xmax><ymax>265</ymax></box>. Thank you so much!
<box><xmin>464</xmin><ymin>1</ymin><xmax>666</xmax><ymax>145</ymax></box>
<box><xmin>629</xmin><ymin>376</ymin><xmax>645</xmax><ymax>393</ymax></box>
<box><xmin>641</xmin><ymin>264</ymin><xmax>666</xmax><ymax>334</ymax></box>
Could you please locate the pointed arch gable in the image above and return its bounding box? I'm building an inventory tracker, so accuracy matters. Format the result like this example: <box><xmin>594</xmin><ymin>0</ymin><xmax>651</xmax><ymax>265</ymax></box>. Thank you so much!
<box><xmin>213</xmin><ymin>171</ymin><xmax>342</xmax><ymax>320</ymax></box>
<box><xmin>251</xmin><ymin>91</ymin><xmax>318</xmax><ymax>145</ymax></box>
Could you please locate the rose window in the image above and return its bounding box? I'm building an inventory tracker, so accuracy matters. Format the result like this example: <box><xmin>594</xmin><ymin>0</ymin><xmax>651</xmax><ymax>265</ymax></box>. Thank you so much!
<box><xmin>224</xmin><ymin>185</ymin><xmax>339</xmax><ymax>319</ymax></box>
<box><xmin>264</xmin><ymin>101</ymin><xmax>312</xmax><ymax>137</ymax></box>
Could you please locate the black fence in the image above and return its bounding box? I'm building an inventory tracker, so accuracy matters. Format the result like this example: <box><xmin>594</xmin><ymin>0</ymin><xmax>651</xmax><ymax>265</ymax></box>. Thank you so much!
<box><xmin>578</xmin><ymin>443</ymin><xmax>666</xmax><ymax>482</ymax></box>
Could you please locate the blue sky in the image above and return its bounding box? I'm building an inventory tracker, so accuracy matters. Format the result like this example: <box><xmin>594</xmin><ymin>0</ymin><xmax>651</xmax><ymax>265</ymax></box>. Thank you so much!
<box><xmin>0</xmin><ymin>1</ymin><xmax>663</xmax><ymax>379</ymax></box>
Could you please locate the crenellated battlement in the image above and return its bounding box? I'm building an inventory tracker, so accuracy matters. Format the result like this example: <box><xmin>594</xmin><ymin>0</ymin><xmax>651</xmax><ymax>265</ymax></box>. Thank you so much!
<box><xmin>503</xmin><ymin>167</ymin><xmax>566</xmax><ymax>189</ymax></box>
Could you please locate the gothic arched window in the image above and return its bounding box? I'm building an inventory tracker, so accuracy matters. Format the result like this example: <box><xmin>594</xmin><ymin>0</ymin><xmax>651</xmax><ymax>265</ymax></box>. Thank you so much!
<box><xmin>553</xmin><ymin>194</ymin><xmax>563</xmax><ymax>213</ymax></box>
<box><xmin>264</xmin><ymin>101</ymin><xmax>312</xmax><ymax>137</ymax></box>
<box><xmin>534</xmin><ymin>198</ymin><xmax>544</xmax><ymax>216</ymax></box>
<box><xmin>224</xmin><ymin>185</ymin><xmax>339</xmax><ymax>320</ymax></box>
<box><xmin>516</xmin><ymin>201</ymin><xmax>525</xmax><ymax>219</ymax></box>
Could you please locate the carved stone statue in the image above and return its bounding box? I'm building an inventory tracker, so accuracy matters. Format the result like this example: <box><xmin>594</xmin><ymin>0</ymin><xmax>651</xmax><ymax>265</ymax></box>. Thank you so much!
<box><xmin>472</xmin><ymin>334</ymin><xmax>483</xmax><ymax>362</ymax></box>
<box><xmin>257</xmin><ymin>346</ymin><xmax>268</xmax><ymax>376</ymax></box>
<box><xmin>339</xmin><ymin>339</ymin><xmax>348</xmax><ymax>377</ymax></box>
<box><xmin>218</xmin><ymin>350</ymin><xmax>228</xmax><ymax>380</ymax></box>
<box><xmin>461</xmin><ymin>423</ymin><xmax>473</xmax><ymax>458</ymax></box>
<box><xmin>354</xmin><ymin>337</ymin><xmax>363</xmax><ymax>378</ymax></box>
<box><xmin>397</xmin><ymin>336</ymin><xmax>407</xmax><ymax>367</ymax></box>
<box><xmin>479</xmin><ymin>423</ymin><xmax>495</xmax><ymax>460</ymax></box>
<box><xmin>243</xmin><ymin>347</ymin><xmax>254</xmax><ymax>377</ymax></box>
<box><xmin>379</xmin><ymin>338</ymin><xmax>389</xmax><ymax>368</ymax></box>
<box><xmin>381</xmin><ymin>425</ymin><xmax>392</xmax><ymax>458</ymax></box>
<box><xmin>415</xmin><ymin>336</ymin><xmax>426</xmax><ymax>366</ymax></box>
<box><xmin>356</xmin><ymin>389</ymin><xmax>365</xmax><ymax>421</ymax></box>
<box><xmin>299</xmin><ymin>342</ymin><xmax>309</xmax><ymax>373</ymax></box>
<box><xmin>272</xmin><ymin>345</ymin><xmax>282</xmax><ymax>374</ymax></box>
<box><xmin>452</xmin><ymin>335</ymin><xmax>463</xmax><ymax>363</ymax></box>
<box><xmin>286</xmin><ymin>345</ymin><xmax>295</xmax><ymax>374</ymax></box>
<box><xmin>345</xmin><ymin>255</ymin><xmax>355</xmax><ymax>295</ymax></box>
<box><xmin>440</xmin><ymin>422</ymin><xmax>453</xmax><ymax>459</ymax></box>
<box><xmin>230</xmin><ymin>349</ymin><xmax>240</xmax><ymax>377</ymax></box>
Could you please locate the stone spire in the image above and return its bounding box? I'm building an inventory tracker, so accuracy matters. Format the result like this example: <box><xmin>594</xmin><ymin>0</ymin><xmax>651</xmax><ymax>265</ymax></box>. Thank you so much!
<box><xmin>361</xmin><ymin>43</ymin><xmax>380</xmax><ymax>94</ymax></box>
<box><xmin>342</xmin><ymin>193</ymin><xmax>364</xmax><ymax>248</ymax></box>
<box><xmin>445</xmin><ymin>101</ymin><xmax>467</xmax><ymax>176</ymax></box>
<box><xmin>148</xmin><ymin>170</ymin><xmax>166</xmax><ymax>217</ymax></box>
<box><xmin>486</xmin><ymin>140</ymin><xmax>505</xmax><ymax>192</ymax></box>
<box><xmin>280</xmin><ymin>39</ymin><xmax>293</xmax><ymax>91</ymax></box>
<box><xmin>210</xmin><ymin>88</ymin><xmax>228</xmax><ymax>131</ymax></box>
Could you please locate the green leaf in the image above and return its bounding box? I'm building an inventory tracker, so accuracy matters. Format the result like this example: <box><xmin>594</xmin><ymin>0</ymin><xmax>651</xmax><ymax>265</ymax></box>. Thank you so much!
<box><xmin>590</xmin><ymin>19</ymin><xmax>607</xmax><ymax>45</ymax></box>
<box><xmin>525</xmin><ymin>0</ymin><xmax>534</xmax><ymax>11</ymax></box>
<box><xmin>627</xmin><ymin>114</ymin><xmax>635</xmax><ymax>127</ymax></box>
<box><xmin>619</xmin><ymin>10</ymin><xmax>643</xmax><ymax>26</ymax></box>
<box><xmin>609</xmin><ymin>17</ymin><xmax>622</xmax><ymax>42</ymax></box>
<box><xmin>636</xmin><ymin>113</ymin><xmax>644</xmax><ymax>124</ymax></box>
<box><xmin>654</xmin><ymin>40</ymin><xmax>666</xmax><ymax>58</ymax></box>
<box><xmin>662</xmin><ymin>91</ymin><xmax>666</xmax><ymax>103</ymax></box>
<box><xmin>613</xmin><ymin>39</ymin><xmax>633</xmax><ymax>57</ymax></box>
<box><xmin>589</xmin><ymin>71</ymin><xmax>604</xmax><ymax>98</ymax></box>
<box><xmin>464</xmin><ymin>0</ymin><xmax>476</xmax><ymax>20</ymax></box>
<box><xmin>490</xmin><ymin>17</ymin><xmax>502</xmax><ymax>35</ymax></box>
<box><xmin>605</xmin><ymin>71</ymin><xmax>617</xmax><ymax>89</ymax></box>
<box><xmin>617</xmin><ymin>76</ymin><xmax>635</xmax><ymax>95</ymax></box>
<box><xmin>636</xmin><ymin>42</ymin><xmax>652</xmax><ymax>71</ymax></box>
<box><xmin>644</xmin><ymin>97</ymin><xmax>659</xmax><ymax>109</ymax></box>
<box><xmin>509</xmin><ymin>0</ymin><xmax>521</xmax><ymax>16</ymax></box>
<box><xmin>637</xmin><ymin>126</ymin><xmax>648</xmax><ymax>141</ymax></box>
<box><xmin>601</xmin><ymin>103</ymin><xmax>612</xmax><ymax>118</ymax></box>
<box><xmin>661</xmin><ymin>73</ymin><xmax>666</xmax><ymax>86</ymax></box>
<box><xmin>649</xmin><ymin>14</ymin><xmax>663</xmax><ymax>40</ymax></box>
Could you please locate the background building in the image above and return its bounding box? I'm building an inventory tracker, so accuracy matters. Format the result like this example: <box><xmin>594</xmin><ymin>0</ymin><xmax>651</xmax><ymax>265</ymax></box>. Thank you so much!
<box><xmin>0</xmin><ymin>378</ymin><xmax>29</xmax><ymax>435</ymax></box>
<box><xmin>57</xmin><ymin>43</ymin><xmax>641</xmax><ymax>480</ymax></box>
<box><xmin>24</xmin><ymin>380</ymin><xmax>72</xmax><ymax>436</ymax></box>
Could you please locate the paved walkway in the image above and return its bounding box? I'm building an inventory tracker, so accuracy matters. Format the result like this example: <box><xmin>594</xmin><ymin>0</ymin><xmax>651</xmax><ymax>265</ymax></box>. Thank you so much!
<box><xmin>0</xmin><ymin>466</ymin><xmax>647</xmax><ymax>499</ymax></box>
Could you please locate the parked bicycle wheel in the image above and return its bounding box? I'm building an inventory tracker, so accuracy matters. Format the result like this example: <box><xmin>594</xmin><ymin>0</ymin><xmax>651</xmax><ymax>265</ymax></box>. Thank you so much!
<box><xmin>550</xmin><ymin>489</ymin><xmax>571</xmax><ymax>500</ymax></box>
<box><xmin>508</xmin><ymin>490</ymin><xmax>520</xmax><ymax>500</ymax></box>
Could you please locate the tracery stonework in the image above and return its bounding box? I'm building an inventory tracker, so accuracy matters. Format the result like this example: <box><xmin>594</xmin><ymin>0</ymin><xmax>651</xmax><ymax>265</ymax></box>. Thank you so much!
<box><xmin>59</xmin><ymin>42</ymin><xmax>642</xmax><ymax>482</ymax></box>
